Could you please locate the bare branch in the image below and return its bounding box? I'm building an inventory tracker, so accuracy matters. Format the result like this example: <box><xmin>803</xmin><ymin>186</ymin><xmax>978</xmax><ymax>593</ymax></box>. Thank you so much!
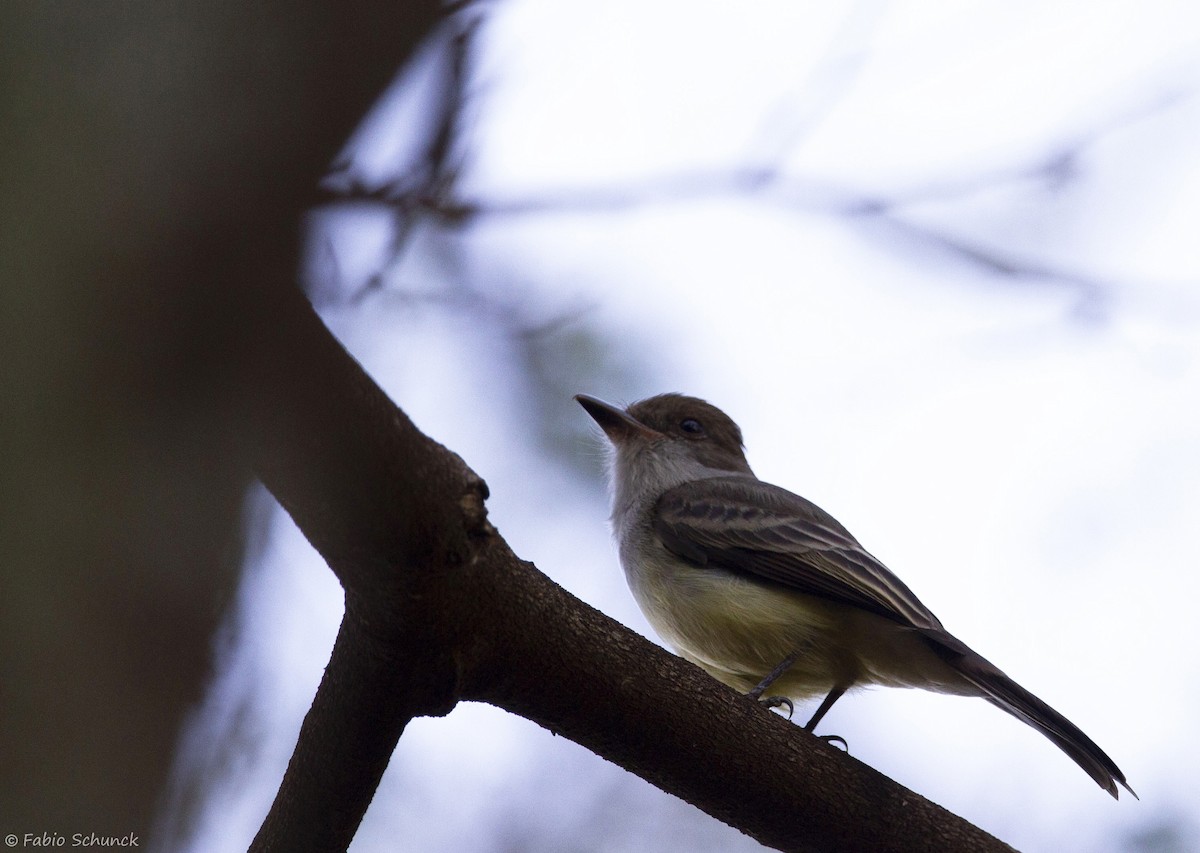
<box><xmin>238</xmin><ymin>276</ymin><xmax>1015</xmax><ymax>851</ymax></box>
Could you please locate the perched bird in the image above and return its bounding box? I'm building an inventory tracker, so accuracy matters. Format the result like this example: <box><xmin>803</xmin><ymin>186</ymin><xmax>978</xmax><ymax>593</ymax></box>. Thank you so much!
<box><xmin>576</xmin><ymin>392</ymin><xmax>1133</xmax><ymax>799</ymax></box>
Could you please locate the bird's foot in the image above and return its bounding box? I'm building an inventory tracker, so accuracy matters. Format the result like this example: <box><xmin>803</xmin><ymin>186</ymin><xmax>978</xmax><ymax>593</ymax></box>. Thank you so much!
<box><xmin>758</xmin><ymin>695</ymin><xmax>794</xmax><ymax>720</ymax></box>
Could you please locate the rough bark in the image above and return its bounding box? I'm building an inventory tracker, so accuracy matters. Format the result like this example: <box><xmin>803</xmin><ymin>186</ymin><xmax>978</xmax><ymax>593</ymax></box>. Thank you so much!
<box><xmin>240</xmin><ymin>288</ymin><xmax>1013</xmax><ymax>853</ymax></box>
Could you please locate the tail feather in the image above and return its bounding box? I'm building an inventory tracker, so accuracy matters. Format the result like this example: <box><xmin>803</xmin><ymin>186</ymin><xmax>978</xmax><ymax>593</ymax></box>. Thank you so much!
<box><xmin>954</xmin><ymin>652</ymin><xmax>1136</xmax><ymax>800</ymax></box>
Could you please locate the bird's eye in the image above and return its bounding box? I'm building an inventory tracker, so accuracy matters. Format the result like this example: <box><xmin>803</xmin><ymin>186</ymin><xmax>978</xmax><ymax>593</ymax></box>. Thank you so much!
<box><xmin>680</xmin><ymin>418</ymin><xmax>704</xmax><ymax>435</ymax></box>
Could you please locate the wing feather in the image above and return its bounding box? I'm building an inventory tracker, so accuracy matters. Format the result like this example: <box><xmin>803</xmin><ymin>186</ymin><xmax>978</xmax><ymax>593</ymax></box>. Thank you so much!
<box><xmin>653</xmin><ymin>476</ymin><xmax>943</xmax><ymax>631</ymax></box>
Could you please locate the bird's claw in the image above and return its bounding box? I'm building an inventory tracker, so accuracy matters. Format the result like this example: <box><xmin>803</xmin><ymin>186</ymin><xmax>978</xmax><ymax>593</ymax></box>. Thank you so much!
<box><xmin>759</xmin><ymin>695</ymin><xmax>794</xmax><ymax>720</ymax></box>
<box><xmin>818</xmin><ymin>734</ymin><xmax>848</xmax><ymax>751</ymax></box>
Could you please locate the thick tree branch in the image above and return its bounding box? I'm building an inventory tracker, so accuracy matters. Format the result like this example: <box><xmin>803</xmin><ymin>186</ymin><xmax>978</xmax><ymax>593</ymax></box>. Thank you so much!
<box><xmin>250</xmin><ymin>612</ymin><xmax>430</xmax><ymax>850</ymax></box>
<box><xmin>238</xmin><ymin>278</ymin><xmax>1013</xmax><ymax>851</ymax></box>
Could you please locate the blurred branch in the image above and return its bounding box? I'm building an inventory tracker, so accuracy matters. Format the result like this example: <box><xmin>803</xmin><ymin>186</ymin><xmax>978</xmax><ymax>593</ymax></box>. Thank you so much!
<box><xmin>845</xmin><ymin>209</ymin><xmax>1111</xmax><ymax>319</ymax></box>
<box><xmin>329</xmin><ymin>14</ymin><xmax>1196</xmax><ymax>322</ymax></box>
<box><xmin>847</xmin><ymin>81</ymin><xmax>1197</xmax><ymax>209</ymax></box>
<box><xmin>318</xmin><ymin>6</ymin><xmax>486</xmax><ymax>302</ymax></box>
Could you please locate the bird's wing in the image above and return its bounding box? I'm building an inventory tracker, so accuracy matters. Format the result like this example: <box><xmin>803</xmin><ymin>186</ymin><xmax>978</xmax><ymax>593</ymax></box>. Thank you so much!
<box><xmin>652</xmin><ymin>476</ymin><xmax>944</xmax><ymax>631</ymax></box>
<box><xmin>655</xmin><ymin>476</ymin><xmax>1136</xmax><ymax>799</ymax></box>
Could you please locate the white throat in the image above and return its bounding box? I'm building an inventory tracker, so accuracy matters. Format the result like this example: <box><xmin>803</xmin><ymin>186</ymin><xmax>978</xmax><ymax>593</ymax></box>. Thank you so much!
<box><xmin>605</xmin><ymin>438</ymin><xmax>754</xmax><ymax>531</ymax></box>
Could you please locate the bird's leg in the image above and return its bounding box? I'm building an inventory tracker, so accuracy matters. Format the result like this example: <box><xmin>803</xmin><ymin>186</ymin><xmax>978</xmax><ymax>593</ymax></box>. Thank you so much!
<box><xmin>747</xmin><ymin>652</ymin><xmax>800</xmax><ymax>718</ymax></box>
<box><xmin>802</xmin><ymin>685</ymin><xmax>845</xmax><ymax>731</ymax></box>
<box><xmin>747</xmin><ymin>652</ymin><xmax>799</xmax><ymax>699</ymax></box>
<box><xmin>802</xmin><ymin>685</ymin><xmax>849</xmax><ymax>749</ymax></box>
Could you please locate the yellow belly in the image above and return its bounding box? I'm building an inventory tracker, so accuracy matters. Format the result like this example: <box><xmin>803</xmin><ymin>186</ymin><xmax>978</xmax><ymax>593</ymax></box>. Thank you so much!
<box><xmin>628</xmin><ymin>558</ymin><xmax>973</xmax><ymax>700</ymax></box>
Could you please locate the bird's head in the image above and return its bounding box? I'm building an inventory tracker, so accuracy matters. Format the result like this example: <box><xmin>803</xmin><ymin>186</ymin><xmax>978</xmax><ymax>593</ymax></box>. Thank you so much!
<box><xmin>575</xmin><ymin>393</ymin><xmax>754</xmax><ymax>502</ymax></box>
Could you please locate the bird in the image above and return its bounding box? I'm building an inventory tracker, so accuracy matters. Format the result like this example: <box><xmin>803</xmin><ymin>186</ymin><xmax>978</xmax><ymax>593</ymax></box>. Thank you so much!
<box><xmin>576</xmin><ymin>391</ymin><xmax>1134</xmax><ymax>799</ymax></box>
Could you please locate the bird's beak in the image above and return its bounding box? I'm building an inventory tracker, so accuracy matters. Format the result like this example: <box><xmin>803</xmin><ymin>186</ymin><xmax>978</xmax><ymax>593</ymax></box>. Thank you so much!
<box><xmin>575</xmin><ymin>394</ymin><xmax>663</xmax><ymax>442</ymax></box>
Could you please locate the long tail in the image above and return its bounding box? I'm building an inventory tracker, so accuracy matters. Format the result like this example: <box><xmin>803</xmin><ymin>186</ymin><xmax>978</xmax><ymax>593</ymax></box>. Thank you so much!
<box><xmin>951</xmin><ymin>647</ymin><xmax>1136</xmax><ymax>800</ymax></box>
